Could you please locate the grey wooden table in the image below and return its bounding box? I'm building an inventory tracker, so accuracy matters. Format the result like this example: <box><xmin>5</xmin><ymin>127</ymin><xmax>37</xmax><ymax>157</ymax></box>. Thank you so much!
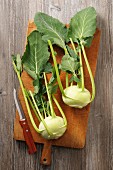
<box><xmin>0</xmin><ymin>0</ymin><xmax>113</xmax><ymax>170</ymax></box>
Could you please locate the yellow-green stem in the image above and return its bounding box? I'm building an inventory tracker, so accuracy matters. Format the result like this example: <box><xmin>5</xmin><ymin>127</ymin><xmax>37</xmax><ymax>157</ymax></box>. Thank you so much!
<box><xmin>41</xmin><ymin>97</ymin><xmax>47</xmax><ymax>118</ymax></box>
<box><xmin>12</xmin><ymin>61</ymin><xmax>41</xmax><ymax>133</ymax></box>
<box><xmin>71</xmin><ymin>81</ymin><xmax>73</xmax><ymax>86</ymax></box>
<box><xmin>64</xmin><ymin>47</ymin><xmax>68</xmax><ymax>54</ymax></box>
<box><xmin>79</xmin><ymin>49</ymin><xmax>84</xmax><ymax>91</ymax></box>
<box><xmin>70</xmin><ymin>38</ymin><xmax>82</xmax><ymax>87</ymax></box>
<box><xmin>64</xmin><ymin>47</ymin><xmax>69</xmax><ymax>87</ymax></box>
<box><xmin>43</xmin><ymin>72</ymin><xmax>56</xmax><ymax>118</ymax></box>
<box><xmin>48</xmin><ymin>40</ymin><xmax>65</xmax><ymax>96</ymax></box>
<box><xmin>29</xmin><ymin>90</ymin><xmax>52</xmax><ymax>135</ymax></box>
<box><xmin>25</xmin><ymin>89</ymin><xmax>41</xmax><ymax>122</ymax></box>
<box><xmin>52</xmin><ymin>95</ymin><xmax>67</xmax><ymax>126</ymax></box>
<box><xmin>70</xmin><ymin>38</ymin><xmax>78</xmax><ymax>55</ymax></box>
<box><xmin>66</xmin><ymin>72</ymin><xmax>68</xmax><ymax>88</ymax></box>
<box><xmin>81</xmin><ymin>44</ymin><xmax>95</xmax><ymax>101</ymax></box>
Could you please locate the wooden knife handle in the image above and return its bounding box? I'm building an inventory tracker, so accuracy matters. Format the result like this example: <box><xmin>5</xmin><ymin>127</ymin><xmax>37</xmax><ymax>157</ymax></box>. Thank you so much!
<box><xmin>19</xmin><ymin>119</ymin><xmax>37</xmax><ymax>154</ymax></box>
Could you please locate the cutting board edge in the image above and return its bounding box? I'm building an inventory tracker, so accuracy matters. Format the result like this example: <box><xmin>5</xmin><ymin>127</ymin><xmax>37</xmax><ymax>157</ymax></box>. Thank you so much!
<box><xmin>13</xmin><ymin>20</ymin><xmax>101</xmax><ymax>150</ymax></box>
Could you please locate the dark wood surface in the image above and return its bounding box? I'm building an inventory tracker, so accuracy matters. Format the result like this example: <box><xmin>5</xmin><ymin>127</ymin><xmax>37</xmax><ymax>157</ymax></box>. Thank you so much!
<box><xmin>0</xmin><ymin>0</ymin><xmax>112</xmax><ymax>169</ymax></box>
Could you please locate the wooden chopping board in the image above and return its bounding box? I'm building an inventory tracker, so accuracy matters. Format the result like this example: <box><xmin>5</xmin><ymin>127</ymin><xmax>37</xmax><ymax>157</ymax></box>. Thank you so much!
<box><xmin>14</xmin><ymin>21</ymin><xmax>101</xmax><ymax>165</ymax></box>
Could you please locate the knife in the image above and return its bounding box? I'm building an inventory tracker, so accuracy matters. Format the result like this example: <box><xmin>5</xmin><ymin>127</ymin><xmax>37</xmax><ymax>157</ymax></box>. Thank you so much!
<box><xmin>13</xmin><ymin>88</ymin><xmax>37</xmax><ymax>154</ymax></box>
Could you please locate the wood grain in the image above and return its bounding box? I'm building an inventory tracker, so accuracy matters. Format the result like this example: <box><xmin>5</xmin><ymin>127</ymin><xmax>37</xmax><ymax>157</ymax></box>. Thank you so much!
<box><xmin>0</xmin><ymin>0</ymin><xmax>112</xmax><ymax>170</ymax></box>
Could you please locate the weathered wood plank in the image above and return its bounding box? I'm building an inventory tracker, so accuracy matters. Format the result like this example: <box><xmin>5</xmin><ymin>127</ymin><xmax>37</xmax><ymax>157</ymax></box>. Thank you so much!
<box><xmin>0</xmin><ymin>0</ymin><xmax>112</xmax><ymax>169</ymax></box>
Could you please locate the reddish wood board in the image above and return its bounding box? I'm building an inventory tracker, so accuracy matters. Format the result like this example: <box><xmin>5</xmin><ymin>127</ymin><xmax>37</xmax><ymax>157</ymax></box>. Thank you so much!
<box><xmin>14</xmin><ymin>21</ymin><xmax>101</xmax><ymax>165</ymax></box>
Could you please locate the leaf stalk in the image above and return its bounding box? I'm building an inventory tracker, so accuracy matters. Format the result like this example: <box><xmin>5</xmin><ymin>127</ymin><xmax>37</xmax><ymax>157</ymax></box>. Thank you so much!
<box><xmin>12</xmin><ymin>61</ymin><xmax>41</xmax><ymax>133</ymax></box>
<box><xmin>52</xmin><ymin>95</ymin><xmax>67</xmax><ymax>126</ymax></box>
<box><xmin>29</xmin><ymin>90</ymin><xmax>52</xmax><ymax>135</ymax></box>
<box><xmin>66</xmin><ymin>72</ymin><xmax>68</xmax><ymax>88</ymax></box>
<box><xmin>43</xmin><ymin>72</ymin><xmax>56</xmax><ymax>118</ymax></box>
<box><xmin>81</xmin><ymin>44</ymin><xmax>95</xmax><ymax>101</ymax></box>
<box><xmin>79</xmin><ymin>49</ymin><xmax>85</xmax><ymax>91</ymax></box>
<box><xmin>48</xmin><ymin>40</ymin><xmax>65</xmax><ymax>96</ymax></box>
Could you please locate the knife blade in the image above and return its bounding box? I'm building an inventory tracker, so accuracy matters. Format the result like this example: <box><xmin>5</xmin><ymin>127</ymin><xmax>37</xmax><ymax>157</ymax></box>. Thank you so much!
<box><xmin>14</xmin><ymin>88</ymin><xmax>25</xmax><ymax>120</ymax></box>
<box><xmin>13</xmin><ymin>88</ymin><xmax>37</xmax><ymax>154</ymax></box>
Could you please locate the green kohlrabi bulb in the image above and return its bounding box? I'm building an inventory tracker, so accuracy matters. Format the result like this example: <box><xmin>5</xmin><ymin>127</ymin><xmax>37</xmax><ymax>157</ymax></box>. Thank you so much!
<box><xmin>39</xmin><ymin>116</ymin><xmax>67</xmax><ymax>139</ymax></box>
<box><xmin>62</xmin><ymin>85</ymin><xmax>91</xmax><ymax>108</ymax></box>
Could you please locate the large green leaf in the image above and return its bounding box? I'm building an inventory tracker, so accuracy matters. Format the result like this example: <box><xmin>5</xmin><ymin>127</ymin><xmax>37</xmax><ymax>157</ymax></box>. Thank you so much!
<box><xmin>34</xmin><ymin>12</ymin><xmax>67</xmax><ymax>49</ymax></box>
<box><xmin>22</xmin><ymin>30</ymin><xmax>50</xmax><ymax>76</ymax></box>
<box><xmin>68</xmin><ymin>7</ymin><xmax>96</xmax><ymax>42</ymax></box>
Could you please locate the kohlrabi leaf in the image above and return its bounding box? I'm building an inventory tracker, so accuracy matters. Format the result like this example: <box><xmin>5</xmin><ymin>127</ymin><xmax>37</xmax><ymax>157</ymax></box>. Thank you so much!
<box><xmin>68</xmin><ymin>7</ymin><xmax>96</xmax><ymax>43</ymax></box>
<box><xmin>43</xmin><ymin>62</ymin><xmax>52</xmax><ymax>73</ymax></box>
<box><xmin>16</xmin><ymin>54</ymin><xmax>22</xmax><ymax>72</ymax></box>
<box><xmin>66</xmin><ymin>45</ymin><xmax>78</xmax><ymax>60</ymax></box>
<box><xmin>61</xmin><ymin>54</ymin><xmax>80</xmax><ymax>73</ymax></box>
<box><xmin>22</xmin><ymin>30</ymin><xmax>50</xmax><ymax>75</ymax></box>
<box><xmin>23</xmin><ymin>65</ymin><xmax>37</xmax><ymax>79</ymax></box>
<box><xmin>33</xmin><ymin>77</ymin><xmax>40</xmax><ymax>93</ymax></box>
<box><xmin>34</xmin><ymin>12</ymin><xmax>67</xmax><ymax>49</ymax></box>
<box><xmin>34</xmin><ymin>93</ymin><xmax>43</xmax><ymax>107</ymax></box>
<box><xmin>48</xmin><ymin>84</ymin><xmax>58</xmax><ymax>95</ymax></box>
<box><xmin>83</xmin><ymin>36</ymin><xmax>94</xmax><ymax>47</ymax></box>
<box><xmin>12</xmin><ymin>54</ymin><xmax>22</xmax><ymax>74</ymax></box>
<box><xmin>69</xmin><ymin>75</ymin><xmax>80</xmax><ymax>83</ymax></box>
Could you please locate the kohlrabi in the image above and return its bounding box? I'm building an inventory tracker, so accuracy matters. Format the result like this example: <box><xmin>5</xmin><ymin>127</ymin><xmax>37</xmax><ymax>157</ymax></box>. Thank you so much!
<box><xmin>34</xmin><ymin>8</ymin><xmax>97</xmax><ymax>108</ymax></box>
<box><xmin>48</xmin><ymin>40</ymin><xmax>90</xmax><ymax>109</ymax></box>
<box><xmin>64</xmin><ymin>7</ymin><xmax>97</xmax><ymax>107</ymax></box>
<box><xmin>12</xmin><ymin>30</ymin><xmax>67</xmax><ymax>140</ymax></box>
